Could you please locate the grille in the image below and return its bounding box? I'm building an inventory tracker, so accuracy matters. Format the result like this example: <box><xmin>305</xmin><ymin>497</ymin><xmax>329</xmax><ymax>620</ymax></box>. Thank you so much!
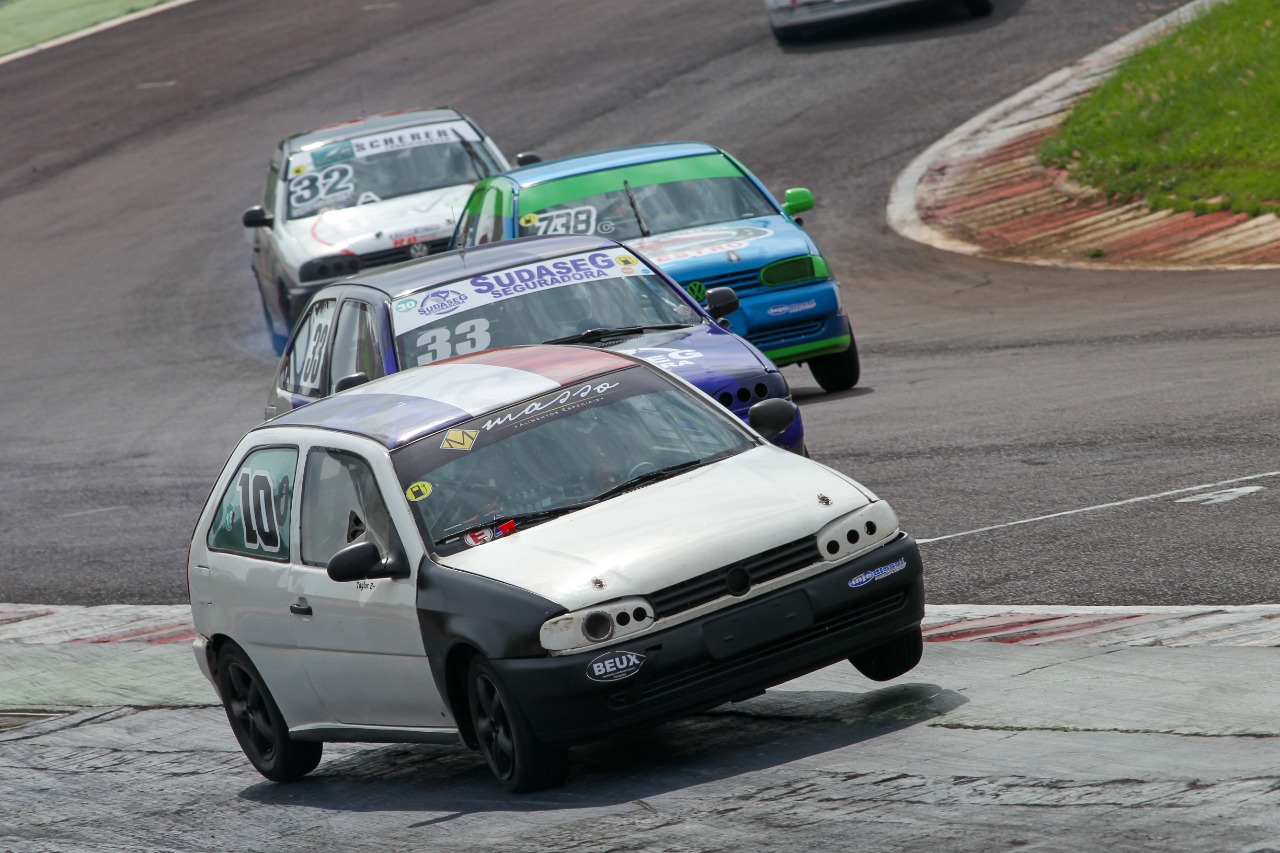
<box><xmin>748</xmin><ymin>318</ymin><xmax>826</xmax><ymax>351</ymax></box>
<box><xmin>692</xmin><ymin>268</ymin><xmax>763</xmax><ymax>298</ymax></box>
<box><xmin>359</xmin><ymin>238</ymin><xmax>450</xmax><ymax>269</ymax></box>
<box><xmin>648</xmin><ymin>536</ymin><xmax>819</xmax><ymax>618</ymax></box>
<box><xmin>612</xmin><ymin>588</ymin><xmax>909</xmax><ymax>706</ymax></box>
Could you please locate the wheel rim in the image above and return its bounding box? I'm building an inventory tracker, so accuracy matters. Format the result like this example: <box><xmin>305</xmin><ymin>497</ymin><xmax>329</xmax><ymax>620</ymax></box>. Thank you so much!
<box><xmin>473</xmin><ymin>672</ymin><xmax>515</xmax><ymax>780</ymax></box>
<box><xmin>226</xmin><ymin>661</ymin><xmax>277</xmax><ymax>763</ymax></box>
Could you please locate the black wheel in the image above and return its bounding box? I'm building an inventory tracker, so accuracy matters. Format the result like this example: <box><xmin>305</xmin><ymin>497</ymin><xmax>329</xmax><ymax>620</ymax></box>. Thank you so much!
<box><xmin>964</xmin><ymin>0</ymin><xmax>994</xmax><ymax>17</ymax></box>
<box><xmin>217</xmin><ymin>643</ymin><xmax>322</xmax><ymax>782</ymax></box>
<box><xmin>808</xmin><ymin>337</ymin><xmax>861</xmax><ymax>392</ymax></box>
<box><xmin>850</xmin><ymin>629</ymin><xmax>924</xmax><ymax>682</ymax></box>
<box><xmin>771</xmin><ymin>24</ymin><xmax>805</xmax><ymax>45</ymax></box>
<box><xmin>467</xmin><ymin>656</ymin><xmax>568</xmax><ymax>793</ymax></box>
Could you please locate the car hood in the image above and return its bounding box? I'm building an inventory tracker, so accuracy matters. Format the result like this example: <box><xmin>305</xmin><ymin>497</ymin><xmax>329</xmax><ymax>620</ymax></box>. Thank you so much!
<box><xmin>604</xmin><ymin>324</ymin><xmax>772</xmax><ymax>392</ymax></box>
<box><xmin>627</xmin><ymin>214</ymin><xmax>817</xmax><ymax>281</ymax></box>
<box><xmin>280</xmin><ymin>184</ymin><xmax>475</xmax><ymax>256</ymax></box>
<box><xmin>437</xmin><ymin>445</ymin><xmax>873</xmax><ymax>611</ymax></box>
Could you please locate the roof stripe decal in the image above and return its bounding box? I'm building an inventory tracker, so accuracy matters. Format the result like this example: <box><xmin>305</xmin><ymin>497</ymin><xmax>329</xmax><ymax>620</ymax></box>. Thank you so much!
<box><xmin>444</xmin><ymin>346</ymin><xmax>631</xmax><ymax>385</ymax></box>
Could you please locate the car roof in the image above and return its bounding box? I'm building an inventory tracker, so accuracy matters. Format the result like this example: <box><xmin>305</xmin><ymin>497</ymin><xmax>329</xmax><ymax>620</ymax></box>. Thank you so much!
<box><xmin>503</xmin><ymin>142</ymin><xmax>722</xmax><ymax>187</ymax></box>
<box><xmin>264</xmin><ymin>345</ymin><xmax>637</xmax><ymax>449</ymax></box>
<box><xmin>338</xmin><ymin>234</ymin><xmax>627</xmax><ymax>298</ymax></box>
<box><xmin>284</xmin><ymin>107</ymin><xmax>468</xmax><ymax>154</ymax></box>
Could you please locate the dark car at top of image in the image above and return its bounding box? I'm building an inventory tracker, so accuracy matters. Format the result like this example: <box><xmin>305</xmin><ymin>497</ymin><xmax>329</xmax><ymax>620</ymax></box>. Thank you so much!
<box><xmin>240</xmin><ymin>107</ymin><xmax>510</xmax><ymax>353</ymax></box>
<box><xmin>451</xmin><ymin>142</ymin><xmax>862</xmax><ymax>393</ymax></box>
<box><xmin>265</xmin><ymin>234</ymin><xmax>807</xmax><ymax>453</ymax></box>
<box><xmin>765</xmin><ymin>0</ymin><xmax>993</xmax><ymax>43</ymax></box>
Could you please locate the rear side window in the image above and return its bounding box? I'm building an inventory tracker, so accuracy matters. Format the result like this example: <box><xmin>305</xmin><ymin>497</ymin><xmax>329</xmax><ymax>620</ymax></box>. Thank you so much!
<box><xmin>280</xmin><ymin>298</ymin><xmax>337</xmax><ymax>397</ymax></box>
<box><xmin>207</xmin><ymin>446</ymin><xmax>298</xmax><ymax>562</ymax></box>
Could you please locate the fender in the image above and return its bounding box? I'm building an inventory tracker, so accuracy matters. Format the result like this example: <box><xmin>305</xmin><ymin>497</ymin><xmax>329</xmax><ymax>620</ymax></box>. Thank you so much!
<box><xmin>415</xmin><ymin>557</ymin><xmax>564</xmax><ymax>713</ymax></box>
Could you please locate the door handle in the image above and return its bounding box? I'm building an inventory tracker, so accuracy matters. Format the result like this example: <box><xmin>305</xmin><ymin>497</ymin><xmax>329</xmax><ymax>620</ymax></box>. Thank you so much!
<box><xmin>289</xmin><ymin>603</ymin><xmax>313</xmax><ymax>616</ymax></box>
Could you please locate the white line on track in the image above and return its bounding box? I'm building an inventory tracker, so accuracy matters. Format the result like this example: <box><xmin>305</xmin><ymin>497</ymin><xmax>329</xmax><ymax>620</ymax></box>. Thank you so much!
<box><xmin>58</xmin><ymin>506</ymin><xmax>126</xmax><ymax>519</ymax></box>
<box><xmin>917</xmin><ymin>470</ymin><xmax>1280</xmax><ymax>545</ymax></box>
<box><xmin>0</xmin><ymin>0</ymin><xmax>201</xmax><ymax>68</ymax></box>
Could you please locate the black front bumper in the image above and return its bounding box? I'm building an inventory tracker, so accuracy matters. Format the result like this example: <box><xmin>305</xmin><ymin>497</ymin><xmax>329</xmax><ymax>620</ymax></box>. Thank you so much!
<box><xmin>493</xmin><ymin>534</ymin><xmax>924</xmax><ymax>747</ymax></box>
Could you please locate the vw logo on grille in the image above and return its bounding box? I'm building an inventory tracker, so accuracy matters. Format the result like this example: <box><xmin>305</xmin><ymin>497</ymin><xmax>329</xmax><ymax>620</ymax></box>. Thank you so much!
<box><xmin>408</xmin><ymin>242</ymin><xmax>432</xmax><ymax>259</ymax></box>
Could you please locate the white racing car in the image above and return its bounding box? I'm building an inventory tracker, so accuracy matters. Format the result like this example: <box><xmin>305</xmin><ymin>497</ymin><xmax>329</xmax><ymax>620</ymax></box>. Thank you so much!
<box><xmin>242</xmin><ymin>108</ymin><xmax>510</xmax><ymax>352</ymax></box>
<box><xmin>188</xmin><ymin>345</ymin><xmax>925</xmax><ymax>791</ymax></box>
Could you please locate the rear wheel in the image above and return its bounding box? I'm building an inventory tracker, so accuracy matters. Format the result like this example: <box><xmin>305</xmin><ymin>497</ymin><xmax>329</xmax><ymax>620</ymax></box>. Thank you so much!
<box><xmin>808</xmin><ymin>337</ymin><xmax>861</xmax><ymax>392</ymax></box>
<box><xmin>467</xmin><ymin>656</ymin><xmax>568</xmax><ymax>792</ymax></box>
<box><xmin>964</xmin><ymin>0</ymin><xmax>994</xmax><ymax>17</ymax></box>
<box><xmin>217</xmin><ymin>643</ymin><xmax>322</xmax><ymax>782</ymax></box>
<box><xmin>771</xmin><ymin>24</ymin><xmax>805</xmax><ymax>44</ymax></box>
<box><xmin>850</xmin><ymin>629</ymin><xmax>923</xmax><ymax>682</ymax></box>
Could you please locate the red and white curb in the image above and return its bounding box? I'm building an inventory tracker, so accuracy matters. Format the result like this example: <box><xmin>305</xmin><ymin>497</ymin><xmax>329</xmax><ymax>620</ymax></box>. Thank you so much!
<box><xmin>884</xmin><ymin>0</ymin><xmax>1280</xmax><ymax>270</ymax></box>
<box><xmin>4</xmin><ymin>602</ymin><xmax>1280</xmax><ymax>647</ymax></box>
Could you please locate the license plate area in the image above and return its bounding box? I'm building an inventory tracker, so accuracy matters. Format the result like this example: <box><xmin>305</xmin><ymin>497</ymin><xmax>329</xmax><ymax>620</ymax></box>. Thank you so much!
<box><xmin>703</xmin><ymin>589</ymin><xmax>815</xmax><ymax>660</ymax></box>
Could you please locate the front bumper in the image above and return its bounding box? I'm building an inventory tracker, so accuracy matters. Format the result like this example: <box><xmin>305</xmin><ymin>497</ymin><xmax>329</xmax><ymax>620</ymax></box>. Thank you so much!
<box><xmin>493</xmin><ymin>533</ymin><xmax>924</xmax><ymax>746</ymax></box>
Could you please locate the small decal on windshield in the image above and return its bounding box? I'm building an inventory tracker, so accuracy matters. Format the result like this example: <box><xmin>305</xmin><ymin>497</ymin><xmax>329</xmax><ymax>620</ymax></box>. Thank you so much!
<box><xmin>519</xmin><ymin>213</ymin><xmax>539</xmax><ymax>227</ymax></box>
<box><xmin>464</xmin><ymin>528</ymin><xmax>492</xmax><ymax>547</ymax></box>
<box><xmin>394</xmin><ymin>297</ymin><xmax>419</xmax><ymax>313</ymax></box>
<box><xmin>405</xmin><ymin>482</ymin><xmax>434</xmax><ymax>502</ymax></box>
<box><xmin>440</xmin><ymin>429</ymin><xmax>478</xmax><ymax>451</ymax></box>
<box><xmin>417</xmin><ymin>289</ymin><xmax>468</xmax><ymax>316</ymax></box>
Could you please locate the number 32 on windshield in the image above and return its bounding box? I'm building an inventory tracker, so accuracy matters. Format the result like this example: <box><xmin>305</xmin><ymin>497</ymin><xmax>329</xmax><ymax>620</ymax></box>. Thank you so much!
<box><xmin>414</xmin><ymin>318</ymin><xmax>491</xmax><ymax>364</ymax></box>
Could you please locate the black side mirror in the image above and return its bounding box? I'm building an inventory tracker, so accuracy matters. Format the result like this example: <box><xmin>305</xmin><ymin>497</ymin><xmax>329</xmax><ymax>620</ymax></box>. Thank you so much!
<box><xmin>515</xmin><ymin>151</ymin><xmax>542</xmax><ymax>166</ymax></box>
<box><xmin>705</xmin><ymin>286</ymin><xmax>740</xmax><ymax>320</ymax></box>
<box><xmin>243</xmin><ymin>206</ymin><xmax>274</xmax><ymax>228</ymax></box>
<box><xmin>333</xmin><ymin>372</ymin><xmax>369</xmax><ymax>393</ymax></box>
<box><xmin>748</xmin><ymin>398</ymin><xmax>798</xmax><ymax>441</ymax></box>
<box><xmin>327</xmin><ymin>540</ymin><xmax>381</xmax><ymax>582</ymax></box>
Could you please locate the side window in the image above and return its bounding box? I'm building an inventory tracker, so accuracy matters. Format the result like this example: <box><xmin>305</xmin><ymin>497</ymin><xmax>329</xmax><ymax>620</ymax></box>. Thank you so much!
<box><xmin>328</xmin><ymin>301</ymin><xmax>384</xmax><ymax>393</ymax></box>
<box><xmin>474</xmin><ymin>187</ymin><xmax>507</xmax><ymax>245</ymax></box>
<box><xmin>263</xmin><ymin>157</ymin><xmax>281</xmax><ymax>215</ymax></box>
<box><xmin>280</xmin><ymin>299</ymin><xmax>336</xmax><ymax>397</ymax></box>
<box><xmin>207</xmin><ymin>447</ymin><xmax>298</xmax><ymax>562</ymax></box>
<box><xmin>300</xmin><ymin>449</ymin><xmax>393</xmax><ymax>567</ymax></box>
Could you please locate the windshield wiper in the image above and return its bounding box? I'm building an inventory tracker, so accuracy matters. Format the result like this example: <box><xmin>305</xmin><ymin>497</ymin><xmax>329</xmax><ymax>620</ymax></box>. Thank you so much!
<box><xmin>434</xmin><ymin>501</ymin><xmax>599</xmax><ymax>546</ymax></box>
<box><xmin>591</xmin><ymin>459</ymin><xmax>705</xmax><ymax>502</ymax></box>
<box><xmin>543</xmin><ymin>323</ymin><xmax>692</xmax><ymax>346</ymax></box>
<box><xmin>623</xmin><ymin>179</ymin><xmax>651</xmax><ymax>238</ymax></box>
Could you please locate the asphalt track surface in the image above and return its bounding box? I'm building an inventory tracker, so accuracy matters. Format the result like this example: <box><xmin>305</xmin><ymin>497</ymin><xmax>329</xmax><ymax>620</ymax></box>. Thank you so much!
<box><xmin>2</xmin><ymin>0</ymin><xmax>1275</xmax><ymax>607</ymax></box>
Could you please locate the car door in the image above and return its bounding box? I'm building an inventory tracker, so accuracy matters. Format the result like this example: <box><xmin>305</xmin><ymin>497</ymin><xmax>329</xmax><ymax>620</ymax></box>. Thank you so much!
<box><xmin>264</xmin><ymin>297</ymin><xmax>337</xmax><ymax>418</ymax></box>
<box><xmin>288</xmin><ymin>440</ymin><xmax>451</xmax><ymax>728</ymax></box>
<box><xmin>251</xmin><ymin>146</ymin><xmax>284</xmax><ymax>294</ymax></box>
<box><xmin>326</xmin><ymin>298</ymin><xmax>387</xmax><ymax>395</ymax></box>
<box><xmin>202</xmin><ymin>442</ymin><xmax>326</xmax><ymax>727</ymax></box>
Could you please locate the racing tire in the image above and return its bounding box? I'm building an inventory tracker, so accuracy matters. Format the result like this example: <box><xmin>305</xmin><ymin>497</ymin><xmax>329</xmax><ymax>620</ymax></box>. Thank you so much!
<box><xmin>217</xmin><ymin>643</ymin><xmax>322</xmax><ymax>782</ymax></box>
<box><xmin>467</xmin><ymin>656</ymin><xmax>568</xmax><ymax>793</ymax></box>
<box><xmin>850</xmin><ymin>629</ymin><xmax>924</xmax><ymax>682</ymax></box>
<box><xmin>964</xmin><ymin>0</ymin><xmax>994</xmax><ymax>17</ymax></box>
<box><xmin>808</xmin><ymin>338</ymin><xmax>861</xmax><ymax>392</ymax></box>
<box><xmin>771</xmin><ymin>24</ymin><xmax>805</xmax><ymax>45</ymax></box>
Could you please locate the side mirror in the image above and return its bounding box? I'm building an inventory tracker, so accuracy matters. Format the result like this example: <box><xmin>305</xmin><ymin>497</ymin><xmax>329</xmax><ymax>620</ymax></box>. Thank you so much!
<box><xmin>748</xmin><ymin>398</ymin><xmax>798</xmax><ymax>441</ymax></box>
<box><xmin>243</xmin><ymin>205</ymin><xmax>274</xmax><ymax>228</ymax></box>
<box><xmin>333</xmin><ymin>372</ymin><xmax>369</xmax><ymax>393</ymax></box>
<box><xmin>327</xmin><ymin>540</ymin><xmax>381</xmax><ymax>582</ymax></box>
<box><xmin>515</xmin><ymin>151</ymin><xmax>542</xmax><ymax>166</ymax></box>
<box><xmin>781</xmin><ymin>188</ymin><xmax>814</xmax><ymax>218</ymax></box>
<box><xmin>705</xmin><ymin>286</ymin><xmax>739</xmax><ymax>320</ymax></box>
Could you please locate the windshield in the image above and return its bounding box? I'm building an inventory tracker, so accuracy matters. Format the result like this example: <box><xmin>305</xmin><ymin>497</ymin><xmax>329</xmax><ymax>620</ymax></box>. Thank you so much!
<box><xmin>392</xmin><ymin>249</ymin><xmax>700</xmax><ymax>366</ymax></box>
<box><xmin>392</xmin><ymin>365</ymin><xmax>754</xmax><ymax>555</ymax></box>
<box><xmin>517</xmin><ymin>175</ymin><xmax>774</xmax><ymax>242</ymax></box>
<box><xmin>285</xmin><ymin>120</ymin><xmax>498</xmax><ymax>219</ymax></box>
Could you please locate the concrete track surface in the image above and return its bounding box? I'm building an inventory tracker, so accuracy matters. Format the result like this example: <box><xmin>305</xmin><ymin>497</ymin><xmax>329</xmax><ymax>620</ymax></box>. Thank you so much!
<box><xmin>2</xmin><ymin>0</ymin><xmax>1279</xmax><ymax>849</ymax></box>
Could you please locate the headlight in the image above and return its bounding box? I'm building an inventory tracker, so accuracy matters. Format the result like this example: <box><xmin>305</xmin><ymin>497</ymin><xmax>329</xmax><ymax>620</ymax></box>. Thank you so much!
<box><xmin>540</xmin><ymin>595</ymin><xmax>654</xmax><ymax>652</ymax></box>
<box><xmin>759</xmin><ymin>254</ymin><xmax>828</xmax><ymax>287</ymax></box>
<box><xmin>816</xmin><ymin>501</ymin><xmax>900</xmax><ymax>563</ymax></box>
<box><xmin>298</xmin><ymin>254</ymin><xmax>362</xmax><ymax>283</ymax></box>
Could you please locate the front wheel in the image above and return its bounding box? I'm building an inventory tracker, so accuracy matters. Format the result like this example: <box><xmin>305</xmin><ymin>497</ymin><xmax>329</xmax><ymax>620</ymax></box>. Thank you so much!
<box><xmin>217</xmin><ymin>643</ymin><xmax>322</xmax><ymax>782</ymax></box>
<box><xmin>808</xmin><ymin>338</ymin><xmax>861</xmax><ymax>392</ymax></box>
<box><xmin>467</xmin><ymin>656</ymin><xmax>568</xmax><ymax>792</ymax></box>
<box><xmin>964</xmin><ymin>0</ymin><xmax>994</xmax><ymax>17</ymax></box>
<box><xmin>850</xmin><ymin>629</ymin><xmax>923</xmax><ymax>682</ymax></box>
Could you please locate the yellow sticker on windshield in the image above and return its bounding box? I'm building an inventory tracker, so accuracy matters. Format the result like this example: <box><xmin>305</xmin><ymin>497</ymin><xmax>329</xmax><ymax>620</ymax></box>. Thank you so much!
<box><xmin>440</xmin><ymin>429</ymin><xmax>478</xmax><ymax>451</ymax></box>
<box><xmin>405</xmin><ymin>482</ymin><xmax>433</xmax><ymax>502</ymax></box>
<box><xmin>615</xmin><ymin>254</ymin><xmax>638</xmax><ymax>266</ymax></box>
<box><xmin>519</xmin><ymin>213</ymin><xmax>539</xmax><ymax>227</ymax></box>
<box><xmin>291</xmin><ymin>164</ymin><xmax>308</xmax><ymax>176</ymax></box>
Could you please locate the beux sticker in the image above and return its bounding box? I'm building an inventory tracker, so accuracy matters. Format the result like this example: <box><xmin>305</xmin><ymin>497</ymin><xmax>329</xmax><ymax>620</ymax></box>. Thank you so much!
<box><xmin>405</xmin><ymin>482</ymin><xmax>433</xmax><ymax>502</ymax></box>
<box><xmin>586</xmin><ymin>650</ymin><xmax>646</xmax><ymax>682</ymax></box>
<box><xmin>440</xmin><ymin>429</ymin><xmax>478</xmax><ymax>451</ymax></box>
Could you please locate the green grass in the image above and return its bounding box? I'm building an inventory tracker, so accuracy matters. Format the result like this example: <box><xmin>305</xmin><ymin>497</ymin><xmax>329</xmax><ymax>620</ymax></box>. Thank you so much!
<box><xmin>0</xmin><ymin>0</ymin><xmax>174</xmax><ymax>58</ymax></box>
<box><xmin>1040</xmin><ymin>0</ymin><xmax>1280</xmax><ymax>217</ymax></box>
